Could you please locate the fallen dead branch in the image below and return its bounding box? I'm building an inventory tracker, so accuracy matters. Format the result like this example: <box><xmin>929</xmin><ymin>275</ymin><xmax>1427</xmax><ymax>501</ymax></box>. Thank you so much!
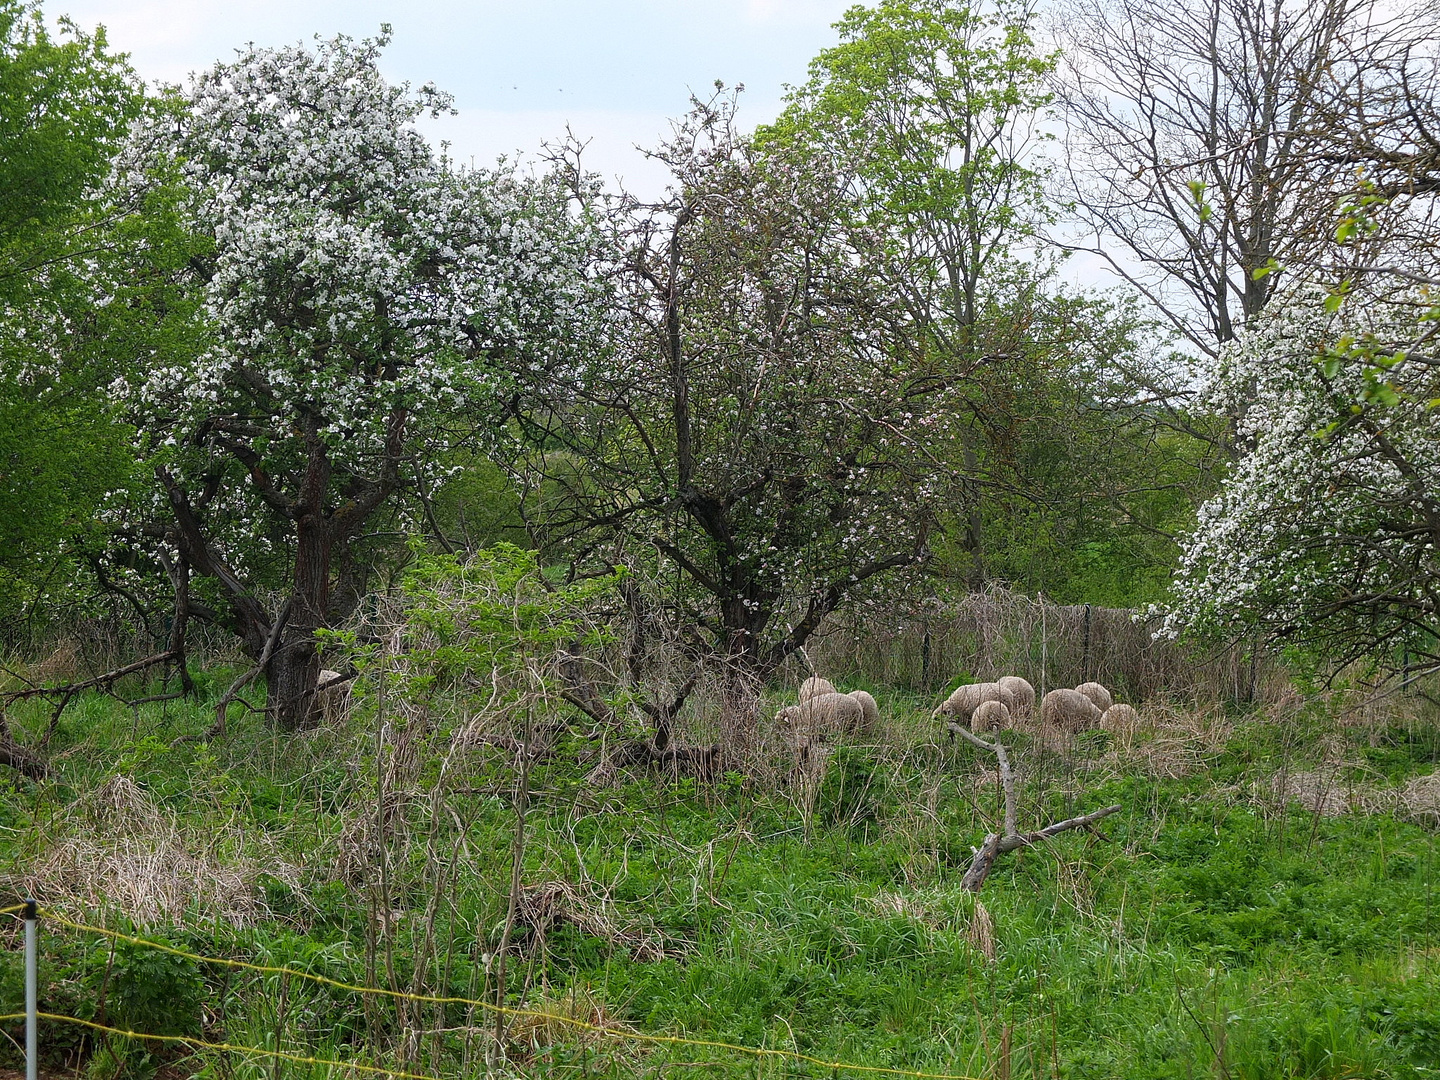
<box><xmin>948</xmin><ymin>722</ymin><xmax>1123</xmax><ymax>892</ymax></box>
<box><xmin>0</xmin><ymin>738</ymin><xmax>46</xmax><ymax>779</ymax></box>
<box><xmin>582</xmin><ymin>739</ymin><xmax>722</xmax><ymax>787</ymax></box>
<box><xmin>0</xmin><ymin>649</ymin><xmax>184</xmax><ymax>771</ymax></box>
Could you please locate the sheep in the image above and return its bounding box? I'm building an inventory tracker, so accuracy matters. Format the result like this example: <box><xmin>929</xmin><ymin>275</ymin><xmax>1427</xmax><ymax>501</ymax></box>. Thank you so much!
<box><xmin>970</xmin><ymin>699</ymin><xmax>1010</xmax><ymax>734</ymax></box>
<box><xmin>799</xmin><ymin>675</ymin><xmax>837</xmax><ymax>702</ymax></box>
<box><xmin>1100</xmin><ymin>703</ymin><xmax>1139</xmax><ymax>733</ymax></box>
<box><xmin>931</xmin><ymin>682</ymin><xmax>1015</xmax><ymax>726</ymax></box>
<box><xmin>1074</xmin><ymin>681</ymin><xmax>1114</xmax><ymax>713</ymax></box>
<box><xmin>997</xmin><ymin>675</ymin><xmax>1035</xmax><ymax>719</ymax></box>
<box><xmin>776</xmin><ymin>691</ymin><xmax>866</xmax><ymax>744</ymax></box>
<box><xmin>315</xmin><ymin>669</ymin><xmax>352</xmax><ymax>724</ymax></box>
<box><xmin>847</xmin><ymin>690</ymin><xmax>880</xmax><ymax>737</ymax></box>
<box><xmin>1040</xmin><ymin>688</ymin><xmax>1103</xmax><ymax>733</ymax></box>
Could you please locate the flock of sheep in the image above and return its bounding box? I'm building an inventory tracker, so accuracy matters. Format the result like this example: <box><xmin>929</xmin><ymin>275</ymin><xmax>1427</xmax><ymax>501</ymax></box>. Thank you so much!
<box><xmin>776</xmin><ymin>673</ymin><xmax>1137</xmax><ymax>747</ymax></box>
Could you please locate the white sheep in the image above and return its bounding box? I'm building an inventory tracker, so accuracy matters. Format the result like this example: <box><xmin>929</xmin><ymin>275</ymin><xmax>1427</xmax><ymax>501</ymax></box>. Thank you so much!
<box><xmin>799</xmin><ymin>675</ymin><xmax>837</xmax><ymax>702</ymax></box>
<box><xmin>315</xmin><ymin>669</ymin><xmax>352</xmax><ymax>724</ymax></box>
<box><xmin>776</xmin><ymin>691</ymin><xmax>866</xmax><ymax>743</ymax></box>
<box><xmin>931</xmin><ymin>682</ymin><xmax>1015</xmax><ymax>726</ymax></box>
<box><xmin>970</xmin><ymin>699</ymin><xmax>1010</xmax><ymax>734</ymax></box>
<box><xmin>998</xmin><ymin>676</ymin><xmax>1035</xmax><ymax>719</ymax></box>
<box><xmin>847</xmin><ymin>690</ymin><xmax>880</xmax><ymax>737</ymax></box>
<box><xmin>1040</xmin><ymin>688</ymin><xmax>1102</xmax><ymax>733</ymax></box>
<box><xmin>1100</xmin><ymin>703</ymin><xmax>1139</xmax><ymax>732</ymax></box>
<box><xmin>1074</xmin><ymin>682</ymin><xmax>1114</xmax><ymax>713</ymax></box>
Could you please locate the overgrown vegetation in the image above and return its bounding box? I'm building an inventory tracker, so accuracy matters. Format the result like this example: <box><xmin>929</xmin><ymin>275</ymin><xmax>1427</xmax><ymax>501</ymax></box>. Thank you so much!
<box><xmin>1</xmin><ymin>671</ymin><xmax>1437</xmax><ymax>1078</ymax></box>
<box><xmin>4</xmin><ymin>0</ymin><xmax>1440</xmax><ymax>1075</ymax></box>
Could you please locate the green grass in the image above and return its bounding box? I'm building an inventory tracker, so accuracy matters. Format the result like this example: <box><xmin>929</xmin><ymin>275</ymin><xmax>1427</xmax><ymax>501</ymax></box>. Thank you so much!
<box><xmin>0</xmin><ymin>677</ymin><xmax>1437</xmax><ymax>1079</ymax></box>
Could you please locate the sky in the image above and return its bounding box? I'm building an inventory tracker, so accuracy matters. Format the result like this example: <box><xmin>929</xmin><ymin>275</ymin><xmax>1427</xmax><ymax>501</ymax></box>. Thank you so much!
<box><xmin>57</xmin><ymin>0</ymin><xmax>858</xmax><ymax>197</ymax></box>
<box><xmin>51</xmin><ymin>0</ymin><xmax>1122</xmax><ymax>291</ymax></box>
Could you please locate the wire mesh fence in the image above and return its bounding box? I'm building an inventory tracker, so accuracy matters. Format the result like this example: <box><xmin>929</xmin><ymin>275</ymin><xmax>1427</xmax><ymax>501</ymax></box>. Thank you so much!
<box><xmin>804</xmin><ymin>588</ymin><xmax>1287</xmax><ymax>704</ymax></box>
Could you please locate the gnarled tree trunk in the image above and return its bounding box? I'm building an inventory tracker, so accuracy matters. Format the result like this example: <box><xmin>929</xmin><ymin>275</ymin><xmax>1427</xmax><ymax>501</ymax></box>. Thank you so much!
<box><xmin>266</xmin><ymin>430</ymin><xmax>333</xmax><ymax>730</ymax></box>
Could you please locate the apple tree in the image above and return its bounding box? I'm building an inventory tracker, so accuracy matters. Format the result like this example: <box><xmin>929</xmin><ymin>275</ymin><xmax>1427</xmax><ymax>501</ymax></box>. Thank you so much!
<box><xmin>108</xmin><ymin>30</ymin><xmax>605</xmax><ymax>728</ymax></box>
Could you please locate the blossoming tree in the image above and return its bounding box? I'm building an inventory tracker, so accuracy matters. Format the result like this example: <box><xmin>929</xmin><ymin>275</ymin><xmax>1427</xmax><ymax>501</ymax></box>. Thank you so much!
<box><xmin>1162</xmin><ymin>287</ymin><xmax>1440</xmax><ymax>676</ymax></box>
<box><xmin>110</xmin><ymin>31</ymin><xmax>602</xmax><ymax>728</ymax></box>
<box><xmin>508</xmin><ymin>93</ymin><xmax>962</xmax><ymax>746</ymax></box>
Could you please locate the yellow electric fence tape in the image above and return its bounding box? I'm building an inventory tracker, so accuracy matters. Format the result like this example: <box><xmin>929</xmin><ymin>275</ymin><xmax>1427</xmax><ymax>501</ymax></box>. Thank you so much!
<box><xmin>14</xmin><ymin>908</ymin><xmax>986</xmax><ymax>1080</ymax></box>
<box><xmin>0</xmin><ymin>1012</ymin><xmax>447</xmax><ymax>1080</ymax></box>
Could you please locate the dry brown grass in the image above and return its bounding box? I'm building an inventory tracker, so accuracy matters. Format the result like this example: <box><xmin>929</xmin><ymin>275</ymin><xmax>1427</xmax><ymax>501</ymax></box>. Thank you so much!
<box><xmin>515</xmin><ymin>880</ymin><xmax>671</xmax><ymax>962</ymax></box>
<box><xmin>1262</xmin><ymin>766</ymin><xmax>1440</xmax><ymax>824</ymax></box>
<box><xmin>7</xmin><ymin>774</ymin><xmax>303</xmax><ymax>927</ymax></box>
<box><xmin>1393</xmin><ymin>771</ymin><xmax>1440</xmax><ymax>823</ymax></box>
<box><xmin>1354</xmin><ymin>770</ymin><xmax>1440</xmax><ymax>824</ymax></box>
<box><xmin>504</xmin><ymin>984</ymin><xmax>638</xmax><ymax>1060</ymax></box>
<box><xmin>1270</xmin><ymin>768</ymin><xmax>1362</xmax><ymax>817</ymax></box>
<box><xmin>1094</xmin><ymin>700</ymin><xmax>1234</xmax><ymax>779</ymax></box>
<box><xmin>33</xmin><ymin>638</ymin><xmax>82</xmax><ymax>684</ymax></box>
<box><xmin>967</xmin><ymin>899</ymin><xmax>997</xmax><ymax>962</ymax></box>
<box><xmin>868</xmin><ymin>888</ymin><xmax>944</xmax><ymax>926</ymax></box>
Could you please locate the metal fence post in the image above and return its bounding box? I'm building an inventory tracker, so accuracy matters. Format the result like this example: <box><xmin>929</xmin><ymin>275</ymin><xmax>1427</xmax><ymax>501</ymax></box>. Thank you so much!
<box><xmin>24</xmin><ymin>898</ymin><xmax>37</xmax><ymax>1080</ymax></box>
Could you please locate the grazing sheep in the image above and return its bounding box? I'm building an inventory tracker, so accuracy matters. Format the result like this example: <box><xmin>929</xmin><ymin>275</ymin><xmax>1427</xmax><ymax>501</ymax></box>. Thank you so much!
<box><xmin>776</xmin><ymin>691</ymin><xmax>866</xmax><ymax>743</ymax></box>
<box><xmin>1100</xmin><ymin>703</ymin><xmax>1138</xmax><ymax>732</ymax></box>
<box><xmin>931</xmin><ymin>682</ymin><xmax>1015</xmax><ymax>726</ymax></box>
<box><xmin>315</xmin><ymin>669</ymin><xmax>352</xmax><ymax>724</ymax></box>
<box><xmin>799</xmin><ymin>675</ymin><xmax>837</xmax><ymax>703</ymax></box>
<box><xmin>847</xmin><ymin>690</ymin><xmax>880</xmax><ymax>737</ymax></box>
<box><xmin>998</xmin><ymin>676</ymin><xmax>1035</xmax><ymax>719</ymax></box>
<box><xmin>1074</xmin><ymin>682</ymin><xmax>1114</xmax><ymax>713</ymax></box>
<box><xmin>1041</xmin><ymin>688</ymin><xmax>1103</xmax><ymax>733</ymax></box>
<box><xmin>970</xmin><ymin>699</ymin><xmax>1010</xmax><ymax>734</ymax></box>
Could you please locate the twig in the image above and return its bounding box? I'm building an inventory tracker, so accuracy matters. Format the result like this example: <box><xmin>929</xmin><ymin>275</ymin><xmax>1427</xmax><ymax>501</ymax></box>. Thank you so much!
<box><xmin>174</xmin><ymin>600</ymin><xmax>291</xmax><ymax>746</ymax></box>
<box><xmin>3</xmin><ymin>650</ymin><xmax>177</xmax><ymax>705</ymax></box>
<box><xmin>949</xmin><ymin>723</ymin><xmax>1016</xmax><ymax>837</ymax></box>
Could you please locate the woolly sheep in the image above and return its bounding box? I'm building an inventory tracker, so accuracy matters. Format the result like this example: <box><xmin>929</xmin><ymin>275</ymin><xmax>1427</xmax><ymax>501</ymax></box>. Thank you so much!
<box><xmin>970</xmin><ymin>699</ymin><xmax>1010</xmax><ymax>734</ymax></box>
<box><xmin>1100</xmin><ymin>703</ymin><xmax>1138</xmax><ymax>732</ymax></box>
<box><xmin>997</xmin><ymin>675</ymin><xmax>1035</xmax><ymax>719</ymax></box>
<box><xmin>1074</xmin><ymin>681</ymin><xmax>1114</xmax><ymax>713</ymax></box>
<box><xmin>315</xmin><ymin>669</ymin><xmax>352</xmax><ymax>724</ymax></box>
<box><xmin>776</xmin><ymin>691</ymin><xmax>866</xmax><ymax>743</ymax></box>
<box><xmin>799</xmin><ymin>675</ymin><xmax>837</xmax><ymax>702</ymax></box>
<box><xmin>1041</xmin><ymin>688</ymin><xmax>1103</xmax><ymax>733</ymax></box>
<box><xmin>847</xmin><ymin>690</ymin><xmax>880</xmax><ymax>737</ymax></box>
<box><xmin>931</xmin><ymin>682</ymin><xmax>1016</xmax><ymax>725</ymax></box>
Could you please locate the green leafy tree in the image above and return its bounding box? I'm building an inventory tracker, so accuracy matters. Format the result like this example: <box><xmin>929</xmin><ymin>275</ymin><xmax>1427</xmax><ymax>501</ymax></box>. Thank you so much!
<box><xmin>761</xmin><ymin>0</ymin><xmax>1076</xmax><ymax>586</ymax></box>
<box><xmin>0</xmin><ymin>2</ymin><xmax>146</xmax><ymax>629</ymax></box>
<box><xmin>762</xmin><ymin>1</ymin><xmax>1212</xmax><ymax>601</ymax></box>
<box><xmin>763</xmin><ymin>0</ymin><xmax>1056</xmax><ymax>350</ymax></box>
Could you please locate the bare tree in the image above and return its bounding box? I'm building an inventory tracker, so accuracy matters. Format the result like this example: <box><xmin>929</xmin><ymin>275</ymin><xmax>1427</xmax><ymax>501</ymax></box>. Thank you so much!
<box><xmin>1054</xmin><ymin>0</ymin><xmax>1430</xmax><ymax>354</ymax></box>
<box><xmin>1319</xmin><ymin>25</ymin><xmax>1440</xmax><ymax>286</ymax></box>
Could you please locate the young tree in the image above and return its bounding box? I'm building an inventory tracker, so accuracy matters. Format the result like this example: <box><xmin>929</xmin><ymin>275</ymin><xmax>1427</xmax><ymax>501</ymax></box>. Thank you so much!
<box><xmin>765</xmin><ymin>0</ymin><xmax>1056</xmax><ymax>350</ymax></box>
<box><xmin>109</xmin><ymin>31</ymin><xmax>604</xmax><ymax>728</ymax></box>
<box><xmin>761</xmin><ymin>0</ymin><xmax>1060</xmax><ymax>584</ymax></box>
<box><xmin>1161</xmin><ymin>287</ymin><xmax>1440</xmax><ymax>674</ymax></box>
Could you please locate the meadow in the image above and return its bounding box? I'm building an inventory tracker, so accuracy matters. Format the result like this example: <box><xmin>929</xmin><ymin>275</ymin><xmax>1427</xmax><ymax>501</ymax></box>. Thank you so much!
<box><xmin>2</xmin><ymin>671</ymin><xmax>1437</xmax><ymax>1079</ymax></box>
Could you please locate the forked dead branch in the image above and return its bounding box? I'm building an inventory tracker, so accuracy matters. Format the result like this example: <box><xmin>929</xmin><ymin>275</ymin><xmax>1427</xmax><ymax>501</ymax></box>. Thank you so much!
<box><xmin>947</xmin><ymin>722</ymin><xmax>1122</xmax><ymax>892</ymax></box>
